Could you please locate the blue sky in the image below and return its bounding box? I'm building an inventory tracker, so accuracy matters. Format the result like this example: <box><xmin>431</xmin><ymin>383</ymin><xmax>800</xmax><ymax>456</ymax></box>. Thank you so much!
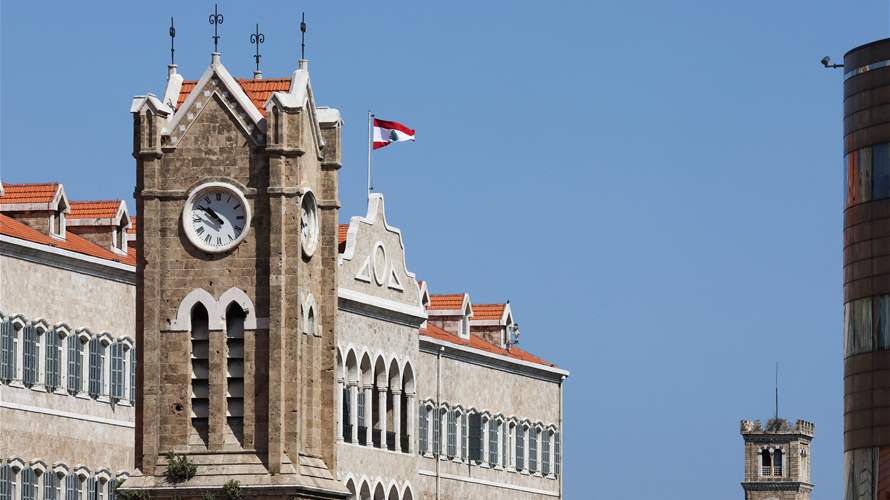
<box><xmin>1</xmin><ymin>1</ymin><xmax>885</xmax><ymax>498</ymax></box>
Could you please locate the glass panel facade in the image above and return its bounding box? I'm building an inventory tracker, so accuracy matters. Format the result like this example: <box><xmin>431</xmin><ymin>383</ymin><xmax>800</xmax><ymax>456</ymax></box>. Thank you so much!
<box><xmin>845</xmin><ymin>142</ymin><xmax>890</xmax><ymax>208</ymax></box>
<box><xmin>845</xmin><ymin>298</ymin><xmax>874</xmax><ymax>358</ymax></box>
<box><xmin>845</xmin><ymin>447</ymin><xmax>878</xmax><ymax>500</ymax></box>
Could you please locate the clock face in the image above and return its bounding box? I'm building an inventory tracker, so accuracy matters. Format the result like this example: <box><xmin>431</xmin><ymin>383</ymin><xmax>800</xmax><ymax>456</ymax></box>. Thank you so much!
<box><xmin>300</xmin><ymin>191</ymin><xmax>319</xmax><ymax>257</ymax></box>
<box><xmin>182</xmin><ymin>182</ymin><xmax>251</xmax><ymax>253</ymax></box>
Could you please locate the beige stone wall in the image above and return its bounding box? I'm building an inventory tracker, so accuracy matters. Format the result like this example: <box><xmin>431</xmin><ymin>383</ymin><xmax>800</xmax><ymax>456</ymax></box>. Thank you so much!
<box><xmin>0</xmin><ymin>255</ymin><xmax>135</xmax><ymax>335</ymax></box>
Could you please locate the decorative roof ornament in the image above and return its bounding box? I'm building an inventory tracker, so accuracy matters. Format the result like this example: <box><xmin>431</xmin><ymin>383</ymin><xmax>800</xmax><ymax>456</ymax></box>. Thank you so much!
<box><xmin>169</xmin><ymin>17</ymin><xmax>176</xmax><ymax>65</ymax></box>
<box><xmin>209</xmin><ymin>3</ymin><xmax>223</xmax><ymax>53</ymax></box>
<box><xmin>300</xmin><ymin>12</ymin><xmax>307</xmax><ymax>60</ymax></box>
<box><xmin>250</xmin><ymin>23</ymin><xmax>265</xmax><ymax>79</ymax></box>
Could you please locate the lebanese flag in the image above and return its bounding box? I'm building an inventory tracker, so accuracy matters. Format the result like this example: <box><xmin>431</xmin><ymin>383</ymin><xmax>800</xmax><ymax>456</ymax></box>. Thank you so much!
<box><xmin>373</xmin><ymin>118</ymin><xmax>416</xmax><ymax>150</ymax></box>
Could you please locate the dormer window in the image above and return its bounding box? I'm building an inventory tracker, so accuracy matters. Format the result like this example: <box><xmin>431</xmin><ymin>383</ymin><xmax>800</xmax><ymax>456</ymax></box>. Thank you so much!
<box><xmin>460</xmin><ymin>305</ymin><xmax>471</xmax><ymax>339</ymax></box>
<box><xmin>51</xmin><ymin>208</ymin><xmax>65</xmax><ymax>238</ymax></box>
<box><xmin>114</xmin><ymin>220</ymin><xmax>128</xmax><ymax>252</ymax></box>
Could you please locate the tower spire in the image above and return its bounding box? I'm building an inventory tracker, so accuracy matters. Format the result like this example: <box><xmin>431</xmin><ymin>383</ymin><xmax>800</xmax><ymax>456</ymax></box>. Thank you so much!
<box><xmin>209</xmin><ymin>3</ymin><xmax>223</xmax><ymax>53</ymax></box>
<box><xmin>300</xmin><ymin>12</ymin><xmax>307</xmax><ymax>60</ymax></box>
<box><xmin>169</xmin><ymin>17</ymin><xmax>176</xmax><ymax>66</ymax></box>
<box><xmin>250</xmin><ymin>23</ymin><xmax>265</xmax><ymax>79</ymax></box>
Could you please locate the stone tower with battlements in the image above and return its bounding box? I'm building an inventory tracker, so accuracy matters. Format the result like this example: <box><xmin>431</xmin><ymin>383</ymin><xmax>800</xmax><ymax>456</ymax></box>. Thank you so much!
<box><xmin>740</xmin><ymin>418</ymin><xmax>814</xmax><ymax>500</ymax></box>
<box><xmin>121</xmin><ymin>45</ymin><xmax>347</xmax><ymax>499</ymax></box>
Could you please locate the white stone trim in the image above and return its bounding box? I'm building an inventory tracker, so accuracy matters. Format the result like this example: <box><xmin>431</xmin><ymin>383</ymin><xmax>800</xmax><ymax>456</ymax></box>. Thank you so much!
<box><xmin>338</xmin><ymin>287</ymin><xmax>426</xmax><ymax>321</ymax></box>
<box><xmin>416</xmin><ymin>469</ymin><xmax>559</xmax><ymax>496</ymax></box>
<box><xmin>420</xmin><ymin>336</ymin><xmax>569</xmax><ymax>377</ymax></box>
<box><xmin>0</xmin><ymin>400</ymin><xmax>134</xmax><ymax>428</ymax></box>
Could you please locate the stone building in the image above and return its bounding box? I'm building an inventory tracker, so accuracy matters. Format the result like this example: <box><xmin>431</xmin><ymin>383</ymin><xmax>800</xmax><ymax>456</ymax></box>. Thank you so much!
<box><xmin>740</xmin><ymin>418</ymin><xmax>814</xmax><ymax>500</ymax></box>
<box><xmin>0</xmin><ymin>36</ymin><xmax>567</xmax><ymax>500</ymax></box>
<box><xmin>0</xmin><ymin>183</ymin><xmax>137</xmax><ymax>500</ymax></box>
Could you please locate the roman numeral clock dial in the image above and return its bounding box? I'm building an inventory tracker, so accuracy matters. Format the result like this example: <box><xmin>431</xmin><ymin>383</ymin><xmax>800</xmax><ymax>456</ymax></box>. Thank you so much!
<box><xmin>182</xmin><ymin>182</ymin><xmax>251</xmax><ymax>253</ymax></box>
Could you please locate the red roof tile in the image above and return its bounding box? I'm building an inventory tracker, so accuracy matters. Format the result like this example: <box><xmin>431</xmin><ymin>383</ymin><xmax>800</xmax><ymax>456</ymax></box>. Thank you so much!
<box><xmin>128</xmin><ymin>216</ymin><xmax>138</xmax><ymax>235</ymax></box>
<box><xmin>472</xmin><ymin>304</ymin><xmax>507</xmax><ymax>321</ymax></box>
<box><xmin>68</xmin><ymin>200</ymin><xmax>123</xmax><ymax>220</ymax></box>
<box><xmin>338</xmin><ymin>223</ymin><xmax>349</xmax><ymax>253</ymax></box>
<box><xmin>0</xmin><ymin>213</ymin><xmax>135</xmax><ymax>267</ymax></box>
<box><xmin>177</xmin><ymin>78</ymin><xmax>291</xmax><ymax>117</ymax></box>
<box><xmin>428</xmin><ymin>294</ymin><xmax>466</xmax><ymax>311</ymax></box>
<box><xmin>0</xmin><ymin>183</ymin><xmax>60</xmax><ymax>206</ymax></box>
<box><xmin>420</xmin><ymin>323</ymin><xmax>555</xmax><ymax>368</ymax></box>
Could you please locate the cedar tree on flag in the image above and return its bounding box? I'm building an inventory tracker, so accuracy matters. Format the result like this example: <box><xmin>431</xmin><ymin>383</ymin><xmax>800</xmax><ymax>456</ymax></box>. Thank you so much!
<box><xmin>372</xmin><ymin>118</ymin><xmax>416</xmax><ymax>150</ymax></box>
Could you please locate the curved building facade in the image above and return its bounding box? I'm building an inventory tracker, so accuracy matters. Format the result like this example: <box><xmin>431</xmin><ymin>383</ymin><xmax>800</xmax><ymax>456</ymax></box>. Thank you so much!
<box><xmin>843</xmin><ymin>37</ymin><xmax>890</xmax><ymax>499</ymax></box>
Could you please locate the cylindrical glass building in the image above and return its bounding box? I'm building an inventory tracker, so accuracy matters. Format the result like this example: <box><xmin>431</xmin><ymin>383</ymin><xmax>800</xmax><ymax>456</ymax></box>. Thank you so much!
<box><xmin>843</xmin><ymin>37</ymin><xmax>890</xmax><ymax>499</ymax></box>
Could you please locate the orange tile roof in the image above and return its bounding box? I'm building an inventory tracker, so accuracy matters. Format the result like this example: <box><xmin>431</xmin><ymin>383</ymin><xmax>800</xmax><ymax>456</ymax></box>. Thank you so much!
<box><xmin>128</xmin><ymin>216</ymin><xmax>138</xmax><ymax>235</ymax></box>
<box><xmin>428</xmin><ymin>294</ymin><xmax>466</xmax><ymax>311</ymax></box>
<box><xmin>420</xmin><ymin>323</ymin><xmax>555</xmax><ymax>368</ymax></box>
<box><xmin>177</xmin><ymin>78</ymin><xmax>291</xmax><ymax>117</ymax></box>
<box><xmin>68</xmin><ymin>200</ymin><xmax>122</xmax><ymax>220</ymax></box>
<box><xmin>472</xmin><ymin>304</ymin><xmax>507</xmax><ymax>321</ymax></box>
<box><xmin>338</xmin><ymin>223</ymin><xmax>349</xmax><ymax>253</ymax></box>
<box><xmin>0</xmin><ymin>213</ymin><xmax>135</xmax><ymax>267</ymax></box>
<box><xmin>0</xmin><ymin>183</ymin><xmax>60</xmax><ymax>206</ymax></box>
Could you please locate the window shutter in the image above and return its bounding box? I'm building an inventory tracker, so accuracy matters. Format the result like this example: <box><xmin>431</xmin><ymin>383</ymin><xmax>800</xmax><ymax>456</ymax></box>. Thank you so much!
<box><xmin>543</xmin><ymin>432</ymin><xmax>551</xmax><ymax>475</ymax></box>
<box><xmin>489</xmin><ymin>420</ymin><xmax>499</xmax><ymax>466</ymax></box>
<box><xmin>68</xmin><ymin>336</ymin><xmax>79</xmax><ymax>393</ymax></box>
<box><xmin>87</xmin><ymin>477</ymin><xmax>96</xmax><ymax>500</ymax></box>
<box><xmin>1</xmin><ymin>320</ymin><xmax>12</xmax><ymax>382</ymax></box>
<box><xmin>446</xmin><ymin>409</ymin><xmax>456</xmax><ymax>457</ymax></box>
<box><xmin>516</xmin><ymin>428</ymin><xmax>524</xmax><ymax>471</ymax></box>
<box><xmin>468</xmin><ymin>413</ymin><xmax>481</xmax><ymax>462</ymax></box>
<box><xmin>23</xmin><ymin>326</ymin><xmax>36</xmax><ymax>386</ymax></box>
<box><xmin>22</xmin><ymin>468</ymin><xmax>35</xmax><ymax>500</ymax></box>
<box><xmin>129</xmin><ymin>348</ymin><xmax>136</xmax><ymax>402</ymax></box>
<box><xmin>529</xmin><ymin>428</ymin><xmax>538</xmax><ymax>472</ymax></box>
<box><xmin>46</xmin><ymin>331</ymin><xmax>59</xmax><ymax>391</ymax></box>
<box><xmin>66</xmin><ymin>475</ymin><xmax>79</xmax><ymax>500</ymax></box>
<box><xmin>555</xmin><ymin>431</ymin><xmax>560</xmax><ymax>476</ymax></box>
<box><xmin>432</xmin><ymin>408</ymin><xmax>441</xmax><ymax>456</ymax></box>
<box><xmin>107</xmin><ymin>480</ymin><xmax>116</xmax><ymax>500</ymax></box>
<box><xmin>0</xmin><ymin>464</ymin><xmax>10</xmax><ymax>500</ymax></box>
<box><xmin>110</xmin><ymin>344</ymin><xmax>123</xmax><ymax>400</ymax></box>
<box><xmin>418</xmin><ymin>404</ymin><xmax>428</xmax><ymax>453</ymax></box>
<box><xmin>88</xmin><ymin>338</ymin><xmax>101</xmax><ymax>397</ymax></box>
<box><xmin>44</xmin><ymin>472</ymin><xmax>58</xmax><ymax>500</ymax></box>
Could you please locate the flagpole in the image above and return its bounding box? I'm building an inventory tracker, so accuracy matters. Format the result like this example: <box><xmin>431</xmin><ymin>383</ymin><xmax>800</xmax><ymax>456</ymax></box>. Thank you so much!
<box><xmin>367</xmin><ymin>111</ymin><xmax>373</xmax><ymax>194</ymax></box>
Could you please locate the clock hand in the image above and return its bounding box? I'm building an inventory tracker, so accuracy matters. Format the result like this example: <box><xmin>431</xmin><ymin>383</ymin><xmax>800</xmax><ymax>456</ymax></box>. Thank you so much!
<box><xmin>197</xmin><ymin>205</ymin><xmax>225</xmax><ymax>225</ymax></box>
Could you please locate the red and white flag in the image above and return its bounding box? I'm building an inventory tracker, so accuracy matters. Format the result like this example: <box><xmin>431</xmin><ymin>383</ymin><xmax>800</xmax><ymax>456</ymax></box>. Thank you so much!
<box><xmin>372</xmin><ymin>118</ymin><xmax>416</xmax><ymax>150</ymax></box>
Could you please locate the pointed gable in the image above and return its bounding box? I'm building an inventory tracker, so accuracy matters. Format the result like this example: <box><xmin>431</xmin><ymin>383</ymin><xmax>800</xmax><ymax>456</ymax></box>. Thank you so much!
<box><xmin>164</xmin><ymin>54</ymin><xmax>266</xmax><ymax>146</ymax></box>
<box><xmin>338</xmin><ymin>193</ymin><xmax>425</xmax><ymax>323</ymax></box>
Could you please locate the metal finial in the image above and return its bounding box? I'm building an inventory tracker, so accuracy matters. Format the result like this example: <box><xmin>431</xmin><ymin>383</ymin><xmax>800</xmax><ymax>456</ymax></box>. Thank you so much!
<box><xmin>300</xmin><ymin>12</ymin><xmax>307</xmax><ymax>59</ymax></box>
<box><xmin>250</xmin><ymin>24</ymin><xmax>265</xmax><ymax>72</ymax></box>
<box><xmin>169</xmin><ymin>17</ymin><xmax>176</xmax><ymax>65</ymax></box>
<box><xmin>209</xmin><ymin>3</ymin><xmax>224</xmax><ymax>53</ymax></box>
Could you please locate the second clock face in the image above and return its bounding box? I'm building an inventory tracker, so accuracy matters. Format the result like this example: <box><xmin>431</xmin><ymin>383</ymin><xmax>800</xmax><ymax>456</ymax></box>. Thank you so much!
<box><xmin>183</xmin><ymin>183</ymin><xmax>250</xmax><ymax>253</ymax></box>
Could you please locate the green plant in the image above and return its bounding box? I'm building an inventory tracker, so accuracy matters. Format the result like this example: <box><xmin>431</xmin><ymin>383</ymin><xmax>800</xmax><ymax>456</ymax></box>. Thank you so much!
<box><xmin>164</xmin><ymin>451</ymin><xmax>197</xmax><ymax>484</ymax></box>
<box><xmin>201</xmin><ymin>492</ymin><xmax>216</xmax><ymax>500</ymax></box>
<box><xmin>222</xmin><ymin>480</ymin><xmax>241</xmax><ymax>500</ymax></box>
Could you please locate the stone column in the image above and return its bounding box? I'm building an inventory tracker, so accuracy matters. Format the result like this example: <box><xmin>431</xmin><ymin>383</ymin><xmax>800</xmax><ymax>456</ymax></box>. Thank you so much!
<box><xmin>336</xmin><ymin>377</ymin><xmax>345</xmax><ymax>442</ymax></box>
<box><xmin>377</xmin><ymin>386</ymin><xmax>387</xmax><ymax>448</ymax></box>
<box><xmin>391</xmin><ymin>389</ymin><xmax>402</xmax><ymax>452</ymax></box>
<box><xmin>481</xmin><ymin>416</ymin><xmax>490</xmax><ymax>467</ymax></box>
<box><xmin>363</xmin><ymin>384</ymin><xmax>374</xmax><ymax>444</ymax></box>
<box><xmin>406</xmin><ymin>392</ymin><xmax>416</xmax><ymax>454</ymax></box>
<box><xmin>349</xmin><ymin>382</ymin><xmax>359</xmax><ymax>443</ymax></box>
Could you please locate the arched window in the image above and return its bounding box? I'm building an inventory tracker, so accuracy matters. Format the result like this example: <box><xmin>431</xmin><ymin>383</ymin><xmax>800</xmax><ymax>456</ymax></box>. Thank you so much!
<box><xmin>86</xmin><ymin>476</ymin><xmax>100</xmax><ymax>500</ymax></box>
<box><xmin>760</xmin><ymin>449</ymin><xmax>772</xmax><ymax>476</ymax></box>
<box><xmin>774</xmin><ymin>449</ymin><xmax>783</xmax><ymax>476</ymax></box>
<box><xmin>191</xmin><ymin>303</ymin><xmax>210</xmax><ymax>446</ymax></box>
<box><xmin>0</xmin><ymin>464</ymin><xmax>13</xmax><ymax>500</ymax></box>
<box><xmin>1</xmin><ymin>318</ymin><xmax>16</xmax><ymax>383</ymax></box>
<box><xmin>88</xmin><ymin>336</ymin><xmax>104</xmax><ymax>398</ymax></box>
<box><xmin>67</xmin><ymin>336</ymin><xmax>83</xmax><ymax>394</ymax></box>
<box><xmin>46</xmin><ymin>329</ymin><xmax>63</xmax><ymax>391</ymax></box>
<box><xmin>23</xmin><ymin>325</ymin><xmax>38</xmax><ymax>387</ymax></box>
<box><xmin>21</xmin><ymin>467</ymin><xmax>35</xmax><ymax>500</ymax></box>
<box><xmin>225</xmin><ymin>303</ymin><xmax>246</xmax><ymax>446</ymax></box>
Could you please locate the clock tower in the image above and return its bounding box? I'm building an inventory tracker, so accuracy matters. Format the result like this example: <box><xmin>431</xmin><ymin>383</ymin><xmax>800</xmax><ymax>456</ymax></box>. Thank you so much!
<box><xmin>124</xmin><ymin>47</ymin><xmax>347</xmax><ymax>499</ymax></box>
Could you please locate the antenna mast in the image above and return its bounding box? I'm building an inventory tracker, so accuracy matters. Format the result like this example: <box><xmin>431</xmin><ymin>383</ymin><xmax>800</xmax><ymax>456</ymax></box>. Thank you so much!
<box><xmin>209</xmin><ymin>3</ymin><xmax>224</xmax><ymax>53</ymax></box>
<box><xmin>775</xmin><ymin>362</ymin><xmax>779</xmax><ymax>421</ymax></box>
<box><xmin>300</xmin><ymin>12</ymin><xmax>307</xmax><ymax>59</ymax></box>
<box><xmin>169</xmin><ymin>17</ymin><xmax>176</xmax><ymax>65</ymax></box>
